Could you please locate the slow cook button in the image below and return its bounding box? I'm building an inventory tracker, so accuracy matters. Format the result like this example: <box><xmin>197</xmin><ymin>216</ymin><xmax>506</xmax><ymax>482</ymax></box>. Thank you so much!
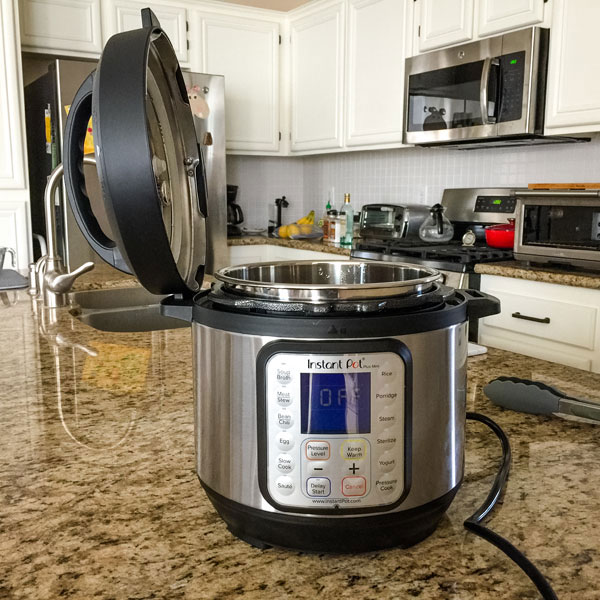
<box><xmin>275</xmin><ymin>476</ymin><xmax>294</xmax><ymax>496</ymax></box>
<box><xmin>375</xmin><ymin>385</ymin><xmax>398</xmax><ymax>406</ymax></box>
<box><xmin>377</xmin><ymin>451</ymin><xmax>396</xmax><ymax>473</ymax></box>
<box><xmin>277</xmin><ymin>411</ymin><xmax>293</xmax><ymax>429</ymax></box>
<box><xmin>306</xmin><ymin>441</ymin><xmax>330</xmax><ymax>460</ymax></box>
<box><xmin>376</xmin><ymin>429</ymin><xmax>398</xmax><ymax>450</ymax></box>
<box><xmin>276</xmin><ymin>432</ymin><xmax>294</xmax><ymax>451</ymax></box>
<box><xmin>276</xmin><ymin>388</ymin><xmax>293</xmax><ymax>407</ymax></box>
<box><xmin>306</xmin><ymin>477</ymin><xmax>331</xmax><ymax>497</ymax></box>
<box><xmin>276</xmin><ymin>453</ymin><xmax>295</xmax><ymax>474</ymax></box>
<box><xmin>341</xmin><ymin>439</ymin><xmax>367</xmax><ymax>461</ymax></box>
<box><xmin>342</xmin><ymin>476</ymin><xmax>367</xmax><ymax>497</ymax></box>
<box><xmin>276</xmin><ymin>368</ymin><xmax>293</xmax><ymax>386</ymax></box>
<box><xmin>376</xmin><ymin>476</ymin><xmax>398</xmax><ymax>496</ymax></box>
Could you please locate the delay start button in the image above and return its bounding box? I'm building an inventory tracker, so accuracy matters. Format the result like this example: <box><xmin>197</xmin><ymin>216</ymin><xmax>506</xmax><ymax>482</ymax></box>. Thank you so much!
<box><xmin>306</xmin><ymin>477</ymin><xmax>331</xmax><ymax>497</ymax></box>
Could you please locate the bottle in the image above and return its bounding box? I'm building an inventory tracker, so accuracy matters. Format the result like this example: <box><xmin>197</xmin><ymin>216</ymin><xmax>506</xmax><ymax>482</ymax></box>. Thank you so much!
<box><xmin>340</xmin><ymin>193</ymin><xmax>353</xmax><ymax>246</ymax></box>
<box><xmin>320</xmin><ymin>200</ymin><xmax>332</xmax><ymax>240</ymax></box>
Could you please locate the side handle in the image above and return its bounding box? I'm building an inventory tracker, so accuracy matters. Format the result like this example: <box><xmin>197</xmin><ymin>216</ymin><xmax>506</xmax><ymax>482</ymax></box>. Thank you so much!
<box><xmin>460</xmin><ymin>289</ymin><xmax>501</xmax><ymax>319</ymax></box>
<box><xmin>63</xmin><ymin>72</ymin><xmax>131</xmax><ymax>274</ymax></box>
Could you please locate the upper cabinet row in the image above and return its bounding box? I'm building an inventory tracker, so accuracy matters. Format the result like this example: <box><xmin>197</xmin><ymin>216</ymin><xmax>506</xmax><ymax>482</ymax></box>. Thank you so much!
<box><xmin>17</xmin><ymin>0</ymin><xmax>600</xmax><ymax>155</ymax></box>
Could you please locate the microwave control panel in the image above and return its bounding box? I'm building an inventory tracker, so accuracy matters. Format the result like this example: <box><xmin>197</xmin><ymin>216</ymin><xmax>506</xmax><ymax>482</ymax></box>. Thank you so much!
<box><xmin>263</xmin><ymin>351</ymin><xmax>406</xmax><ymax>511</ymax></box>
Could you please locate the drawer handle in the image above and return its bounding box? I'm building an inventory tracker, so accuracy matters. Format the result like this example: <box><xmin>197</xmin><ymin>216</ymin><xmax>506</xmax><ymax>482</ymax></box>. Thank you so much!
<box><xmin>511</xmin><ymin>312</ymin><xmax>550</xmax><ymax>324</ymax></box>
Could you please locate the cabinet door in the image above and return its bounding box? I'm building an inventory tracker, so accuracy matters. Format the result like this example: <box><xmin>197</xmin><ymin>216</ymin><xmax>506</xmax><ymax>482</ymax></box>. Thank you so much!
<box><xmin>290</xmin><ymin>1</ymin><xmax>345</xmax><ymax>152</ymax></box>
<box><xmin>19</xmin><ymin>0</ymin><xmax>102</xmax><ymax>54</ymax></box>
<box><xmin>197</xmin><ymin>14</ymin><xmax>280</xmax><ymax>153</ymax></box>
<box><xmin>478</xmin><ymin>0</ymin><xmax>544</xmax><ymax>37</ymax></box>
<box><xmin>104</xmin><ymin>1</ymin><xmax>189</xmax><ymax>67</ymax></box>
<box><xmin>345</xmin><ymin>0</ymin><xmax>408</xmax><ymax>147</ymax></box>
<box><xmin>416</xmin><ymin>0</ymin><xmax>474</xmax><ymax>53</ymax></box>
<box><xmin>545</xmin><ymin>0</ymin><xmax>600</xmax><ymax>134</ymax></box>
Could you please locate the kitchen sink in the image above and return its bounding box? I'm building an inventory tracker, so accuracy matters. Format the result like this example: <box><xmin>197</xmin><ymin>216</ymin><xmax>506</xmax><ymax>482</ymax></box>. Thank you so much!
<box><xmin>69</xmin><ymin>287</ymin><xmax>190</xmax><ymax>332</ymax></box>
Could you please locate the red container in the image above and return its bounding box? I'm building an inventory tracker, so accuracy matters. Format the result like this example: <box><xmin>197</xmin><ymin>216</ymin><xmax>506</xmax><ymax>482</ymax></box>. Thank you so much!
<box><xmin>485</xmin><ymin>219</ymin><xmax>515</xmax><ymax>249</ymax></box>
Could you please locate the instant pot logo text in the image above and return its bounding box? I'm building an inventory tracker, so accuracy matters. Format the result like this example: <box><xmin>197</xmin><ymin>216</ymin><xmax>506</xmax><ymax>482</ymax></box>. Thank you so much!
<box><xmin>308</xmin><ymin>358</ymin><xmax>365</xmax><ymax>369</ymax></box>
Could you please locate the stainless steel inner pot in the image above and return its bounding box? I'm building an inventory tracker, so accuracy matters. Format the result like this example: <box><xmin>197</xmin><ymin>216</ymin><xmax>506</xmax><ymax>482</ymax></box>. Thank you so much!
<box><xmin>214</xmin><ymin>260</ymin><xmax>441</xmax><ymax>302</ymax></box>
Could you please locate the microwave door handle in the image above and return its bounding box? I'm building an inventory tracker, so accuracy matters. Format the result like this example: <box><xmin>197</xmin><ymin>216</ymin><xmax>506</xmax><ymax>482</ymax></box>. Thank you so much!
<box><xmin>480</xmin><ymin>57</ymin><xmax>499</xmax><ymax>125</ymax></box>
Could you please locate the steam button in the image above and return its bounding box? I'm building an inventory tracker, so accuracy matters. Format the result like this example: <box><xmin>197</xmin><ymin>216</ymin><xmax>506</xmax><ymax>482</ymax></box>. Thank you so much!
<box><xmin>275</xmin><ymin>476</ymin><xmax>294</xmax><ymax>496</ymax></box>
<box><xmin>277</xmin><ymin>411</ymin><xmax>293</xmax><ymax>429</ymax></box>
<box><xmin>376</xmin><ymin>406</ymin><xmax>397</xmax><ymax>429</ymax></box>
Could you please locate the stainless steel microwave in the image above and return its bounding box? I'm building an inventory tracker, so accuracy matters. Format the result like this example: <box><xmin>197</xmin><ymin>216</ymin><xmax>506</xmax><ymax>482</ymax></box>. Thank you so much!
<box><xmin>514</xmin><ymin>191</ymin><xmax>600</xmax><ymax>269</ymax></box>
<box><xmin>404</xmin><ymin>28</ymin><xmax>586</xmax><ymax>148</ymax></box>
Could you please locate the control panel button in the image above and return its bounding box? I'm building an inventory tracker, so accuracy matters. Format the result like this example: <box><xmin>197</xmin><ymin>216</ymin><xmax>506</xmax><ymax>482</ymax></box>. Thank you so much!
<box><xmin>377</xmin><ymin>451</ymin><xmax>396</xmax><ymax>473</ymax></box>
<box><xmin>307</xmin><ymin>461</ymin><xmax>329</xmax><ymax>476</ymax></box>
<box><xmin>276</xmin><ymin>368</ymin><xmax>292</xmax><ymax>385</ymax></box>
<box><xmin>379</xmin><ymin>362</ymin><xmax>397</xmax><ymax>383</ymax></box>
<box><xmin>276</xmin><ymin>432</ymin><xmax>294</xmax><ymax>451</ymax></box>
<box><xmin>341</xmin><ymin>439</ymin><xmax>367</xmax><ymax>460</ymax></box>
<box><xmin>276</xmin><ymin>389</ymin><xmax>293</xmax><ymax>407</ymax></box>
<box><xmin>375</xmin><ymin>385</ymin><xmax>398</xmax><ymax>406</ymax></box>
<box><xmin>306</xmin><ymin>477</ymin><xmax>331</xmax><ymax>497</ymax></box>
<box><xmin>375</xmin><ymin>428</ymin><xmax>398</xmax><ymax>450</ymax></box>
<box><xmin>376</xmin><ymin>406</ymin><xmax>397</xmax><ymax>429</ymax></box>
<box><xmin>275</xmin><ymin>476</ymin><xmax>295</xmax><ymax>496</ymax></box>
<box><xmin>306</xmin><ymin>441</ymin><xmax>330</xmax><ymax>460</ymax></box>
<box><xmin>277</xmin><ymin>411</ymin><xmax>293</xmax><ymax>429</ymax></box>
<box><xmin>342</xmin><ymin>476</ymin><xmax>367</xmax><ymax>497</ymax></box>
<box><xmin>276</xmin><ymin>453</ymin><xmax>295</xmax><ymax>474</ymax></box>
<box><xmin>376</xmin><ymin>476</ymin><xmax>398</xmax><ymax>496</ymax></box>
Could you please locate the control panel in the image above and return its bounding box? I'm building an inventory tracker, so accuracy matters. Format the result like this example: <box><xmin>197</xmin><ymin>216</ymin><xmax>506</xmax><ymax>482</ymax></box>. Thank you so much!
<box><xmin>263</xmin><ymin>351</ymin><xmax>406</xmax><ymax>511</ymax></box>
<box><xmin>474</xmin><ymin>195</ymin><xmax>516</xmax><ymax>214</ymax></box>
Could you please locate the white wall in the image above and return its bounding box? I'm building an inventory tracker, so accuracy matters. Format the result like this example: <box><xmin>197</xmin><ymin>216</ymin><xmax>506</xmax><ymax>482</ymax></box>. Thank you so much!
<box><xmin>227</xmin><ymin>135</ymin><xmax>600</xmax><ymax>228</ymax></box>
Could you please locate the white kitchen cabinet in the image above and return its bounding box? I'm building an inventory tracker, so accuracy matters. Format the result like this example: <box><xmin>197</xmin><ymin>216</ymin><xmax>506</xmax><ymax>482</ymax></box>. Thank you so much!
<box><xmin>544</xmin><ymin>0</ymin><xmax>600</xmax><ymax>135</ymax></box>
<box><xmin>103</xmin><ymin>0</ymin><xmax>189</xmax><ymax>67</ymax></box>
<box><xmin>477</xmin><ymin>0</ymin><xmax>545</xmax><ymax>37</ymax></box>
<box><xmin>195</xmin><ymin>12</ymin><xmax>280</xmax><ymax>153</ymax></box>
<box><xmin>19</xmin><ymin>0</ymin><xmax>102</xmax><ymax>55</ymax></box>
<box><xmin>345</xmin><ymin>0</ymin><xmax>408</xmax><ymax>147</ymax></box>
<box><xmin>289</xmin><ymin>0</ymin><xmax>345</xmax><ymax>153</ymax></box>
<box><xmin>414</xmin><ymin>0</ymin><xmax>474</xmax><ymax>54</ymax></box>
<box><xmin>478</xmin><ymin>275</ymin><xmax>600</xmax><ymax>373</ymax></box>
<box><xmin>227</xmin><ymin>244</ymin><xmax>349</xmax><ymax>266</ymax></box>
<box><xmin>1</xmin><ymin>0</ymin><xmax>31</xmax><ymax>269</ymax></box>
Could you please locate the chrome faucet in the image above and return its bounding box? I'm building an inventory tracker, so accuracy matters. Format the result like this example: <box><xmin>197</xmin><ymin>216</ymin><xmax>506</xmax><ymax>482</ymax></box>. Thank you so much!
<box><xmin>30</xmin><ymin>158</ymin><xmax>96</xmax><ymax>307</ymax></box>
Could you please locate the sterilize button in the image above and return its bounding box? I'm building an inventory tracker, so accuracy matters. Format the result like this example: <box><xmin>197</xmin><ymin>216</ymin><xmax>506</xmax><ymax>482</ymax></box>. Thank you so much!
<box><xmin>375</xmin><ymin>384</ymin><xmax>398</xmax><ymax>406</ymax></box>
<box><xmin>276</xmin><ymin>453</ymin><xmax>295</xmax><ymax>474</ymax></box>
<box><xmin>341</xmin><ymin>439</ymin><xmax>367</xmax><ymax>460</ymax></box>
<box><xmin>377</xmin><ymin>451</ymin><xmax>396</xmax><ymax>473</ymax></box>
<box><xmin>275</xmin><ymin>476</ymin><xmax>294</xmax><ymax>496</ymax></box>
<box><xmin>276</xmin><ymin>368</ymin><xmax>293</xmax><ymax>385</ymax></box>
<box><xmin>277</xmin><ymin>411</ymin><xmax>293</xmax><ymax>429</ymax></box>
<box><xmin>342</xmin><ymin>476</ymin><xmax>367</xmax><ymax>497</ymax></box>
<box><xmin>276</xmin><ymin>389</ymin><xmax>293</xmax><ymax>407</ymax></box>
<box><xmin>306</xmin><ymin>441</ymin><xmax>330</xmax><ymax>460</ymax></box>
<box><xmin>276</xmin><ymin>432</ymin><xmax>294</xmax><ymax>451</ymax></box>
<box><xmin>306</xmin><ymin>477</ymin><xmax>331</xmax><ymax>497</ymax></box>
<box><xmin>376</xmin><ymin>477</ymin><xmax>398</xmax><ymax>496</ymax></box>
<box><xmin>376</xmin><ymin>429</ymin><xmax>398</xmax><ymax>450</ymax></box>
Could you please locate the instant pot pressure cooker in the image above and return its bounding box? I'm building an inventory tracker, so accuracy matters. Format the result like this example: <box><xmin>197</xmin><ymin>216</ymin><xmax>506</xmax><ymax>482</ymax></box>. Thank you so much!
<box><xmin>63</xmin><ymin>10</ymin><xmax>500</xmax><ymax>552</ymax></box>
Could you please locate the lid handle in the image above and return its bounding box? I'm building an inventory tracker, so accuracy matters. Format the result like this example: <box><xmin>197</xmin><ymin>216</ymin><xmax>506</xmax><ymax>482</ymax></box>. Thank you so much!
<box><xmin>141</xmin><ymin>8</ymin><xmax>161</xmax><ymax>29</ymax></box>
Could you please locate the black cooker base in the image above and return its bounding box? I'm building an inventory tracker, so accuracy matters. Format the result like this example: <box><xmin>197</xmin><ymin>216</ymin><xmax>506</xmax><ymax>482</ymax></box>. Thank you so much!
<box><xmin>201</xmin><ymin>480</ymin><xmax>461</xmax><ymax>553</ymax></box>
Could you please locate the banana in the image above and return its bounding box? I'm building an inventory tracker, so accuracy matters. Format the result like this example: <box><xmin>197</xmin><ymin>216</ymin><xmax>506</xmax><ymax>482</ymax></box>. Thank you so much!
<box><xmin>296</xmin><ymin>210</ymin><xmax>315</xmax><ymax>225</ymax></box>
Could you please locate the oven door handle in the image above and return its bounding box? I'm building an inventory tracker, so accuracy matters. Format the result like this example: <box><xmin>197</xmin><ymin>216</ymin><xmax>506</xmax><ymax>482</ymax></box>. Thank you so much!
<box><xmin>480</xmin><ymin>57</ymin><xmax>499</xmax><ymax>125</ymax></box>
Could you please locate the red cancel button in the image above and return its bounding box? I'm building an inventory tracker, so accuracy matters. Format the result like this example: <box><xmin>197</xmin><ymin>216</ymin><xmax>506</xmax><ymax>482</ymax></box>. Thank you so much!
<box><xmin>342</xmin><ymin>476</ymin><xmax>367</xmax><ymax>497</ymax></box>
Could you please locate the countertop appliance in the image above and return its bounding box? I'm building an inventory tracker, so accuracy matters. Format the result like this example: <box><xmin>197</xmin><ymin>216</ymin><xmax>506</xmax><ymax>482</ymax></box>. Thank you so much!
<box><xmin>62</xmin><ymin>10</ymin><xmax>501</xmax><ymax>553</ymax></box>
<box><xmin>359</xmin><ymin>204</ymin><xmax>430</xmax><ymax>240</ymax></box>
<box><xmin>514</xmin><ymin>190</ymin><xmax>600</xmax><ymax>270</ymax></box>
<box><xmin>227</xmin><ymin>184</ymin><xmax>244</xmax><ymax>237</ymax></box>
<box><xmin>23</xmin><ymin>56</ymin><xmax>226</xmax><ymax>274</ymax></box>
<box><xmin>404</xmin><ymin>28</ymin><xmax>588</xmax><ymax>148</ymax></box>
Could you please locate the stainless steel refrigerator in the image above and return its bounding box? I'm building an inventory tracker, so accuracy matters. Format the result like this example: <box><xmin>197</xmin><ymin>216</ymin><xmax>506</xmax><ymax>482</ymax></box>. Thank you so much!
<box><xmin>24</xmin><ymin>58</ymin><xmax>227</xmax><ymax>274</ymax></box>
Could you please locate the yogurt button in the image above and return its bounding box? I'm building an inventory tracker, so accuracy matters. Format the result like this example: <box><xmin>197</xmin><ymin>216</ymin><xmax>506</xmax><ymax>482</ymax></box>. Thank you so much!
<box><xmin>276</xmin><ymin>453</ymin><xmax>295</xmax><ymax>474</ymax></box>
<box><xmin>276</xmin><ymin>432</ymin><xmax>294</xmax><ymax>451</ymax></box>
<box><xmin>275</xmin><ymin>476</ymin><xmax>295</xmax><ymax>496</ymax></box>
<box><xmin>377</xmin><ymin>451</ymin><xmax>397</xmax><ymax>473</ymax></box>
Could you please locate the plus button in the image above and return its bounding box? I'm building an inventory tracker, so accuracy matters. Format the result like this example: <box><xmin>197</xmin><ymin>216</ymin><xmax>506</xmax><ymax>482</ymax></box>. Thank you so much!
<box><xmin>349</xmin><ymin>462</ymin><xmax>359</xmax><ymax>474</ymax></box>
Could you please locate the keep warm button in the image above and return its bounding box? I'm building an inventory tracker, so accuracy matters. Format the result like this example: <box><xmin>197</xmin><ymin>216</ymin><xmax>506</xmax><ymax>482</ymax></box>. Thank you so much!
<box><xmin>341</xmin><ymin>439</ymin><xmax>367</xmax><ymax>460</ymax></box>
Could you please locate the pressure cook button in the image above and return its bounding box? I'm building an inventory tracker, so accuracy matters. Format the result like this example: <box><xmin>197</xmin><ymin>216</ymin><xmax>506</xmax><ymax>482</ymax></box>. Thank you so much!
<box><xmin>276</xmin><ymin>432</ymin><xmax>294</xmax><ymax>451</ymax></box>
<box><xmin>375</xmin><ymin>385</ymin><xmax>398</xmax><ymax>406</ymax></box>
<box><xmin>342</xmin><ymin>476</ymin><xmax>367</xmax><ymax>497</ymax></box>
<box><xmin>276</xmin><ymin>453</ymin><xmax>295</xmax><ymax>474</ymax></box>
<box><xmin>277</xmin><ymin>411</ymin><xmax>293</xmax><ymax>429</ymax></box>
<box><xmin>276</xmin><ymin>389</ymin><xmax>293</xmax><ymax>407</ymax></box>
<box><xmin>306</xmin><ymin>441</ymin><xmax>330</xmax><ymax>460</ymax></box>
<box><xmin>275</xmin><ymin>476</ymin><xmax>295</xmax><ymax>496</ymax></box>
<box><xmin>376</xmin><ymin>477</ymin><xmax>398</xmax><ymax>496</ymax></box>
<box><xmin>276</xmin><ymin>368</ymin><xmax>293</xmax><ymax>385</ymax></box>
<box><xmin>306</xmin><ymin>477</ymin><xmax>331</xmax><ymax>497</ymax></box>
<box><xmin>341</xmin><ymin>439</ymin><xmax>367</xmax><ymax>461</ymax></box>
<box><xmin>376</xmin><ymin>429</ymin><xmax>398</xmax><ymax>450</ymax></box>
<box><xmin>377</xmin><ymin>451</ymin><xmax>396</xmax><ymax>473</ymax></box>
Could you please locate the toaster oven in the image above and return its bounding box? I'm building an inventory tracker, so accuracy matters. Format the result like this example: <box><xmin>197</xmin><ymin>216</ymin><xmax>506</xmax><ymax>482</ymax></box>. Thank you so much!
<box><xmin>359</xmin><ymin>204</ymin><xmax>430</xmax><ymax>240</ymax></box>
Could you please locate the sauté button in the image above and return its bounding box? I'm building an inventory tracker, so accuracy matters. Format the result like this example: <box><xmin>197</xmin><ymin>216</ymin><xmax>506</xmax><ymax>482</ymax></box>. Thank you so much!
<box><xmin>276</xmin><ymin>368</ymin><xmax>292</xmax><ymax>385</ymax></box>
<box><xmin>306</xmin><ymin>477</ymin><xmax>331</xmax><ymax>497</ymax></box>
<box><xmin>276</xmin><ymin>388</ymin><xmax>293</xmax><ymax>407</ymax></box>
<box><xmin>275</xmin><ymin>476</ymin><xmax>295</xmax><ymax>496</ymax></box>
<box><xmin>276</xmin><ymin>432</ymin><xmax>294</xmax><ymax>451</ymax></box>
<box><xmin>341</xmin><ymin>439</ymin><xmax>367</xmax><ymax>460</ymax></box>
<box><xmin>342</xmin><ymin>476</ymin><xmax>367</xmax><ymax>497</ymax></box>
<box><xmin>276</xmin><ymin>453</ymin><xmax>295</xmax><ymax>474</ymax></box>
<box><xmin>277</xmin><ymin>411</ymin><xmax>293</xmax><ymax>429</ymax></box>
<box><xmin>306</xmin><ymin>441</ymin><xmax>330</xmax><ymax>460</ymax></box>
<box><xmin>377</xmin><ymin>451</ymin><xmax>396</xmax><ymax>473</ymax></box>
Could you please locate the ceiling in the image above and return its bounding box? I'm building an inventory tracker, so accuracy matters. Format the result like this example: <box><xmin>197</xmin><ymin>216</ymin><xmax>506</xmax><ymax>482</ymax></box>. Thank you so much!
<box><xmin>215</xmin><ymin>0</ymin><xmax>312</xmax><ymax>11</ymax></box>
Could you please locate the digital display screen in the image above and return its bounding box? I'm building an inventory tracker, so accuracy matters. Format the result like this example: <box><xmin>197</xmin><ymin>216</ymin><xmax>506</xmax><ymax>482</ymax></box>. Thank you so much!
<box><xmin>510</xmin><ymin>59</ymin><xmax>518</xmax><ymax>65</ymax></box>
<box><xmin>300</xmin><ymin>373</ymin><xmax>371</xmax><ymax>434</ymax></box>
<box><xmin>493</xmin><ymin>199</ymin><xmax>502</xmax><ymax>205</ymax></box>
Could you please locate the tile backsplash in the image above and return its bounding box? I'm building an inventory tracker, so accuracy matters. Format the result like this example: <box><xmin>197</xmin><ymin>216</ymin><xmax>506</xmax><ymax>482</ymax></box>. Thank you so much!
<box><xmin>226</xmin><ymin>135</ymin><xmax>600</xmax><ymax>228</ymax></box>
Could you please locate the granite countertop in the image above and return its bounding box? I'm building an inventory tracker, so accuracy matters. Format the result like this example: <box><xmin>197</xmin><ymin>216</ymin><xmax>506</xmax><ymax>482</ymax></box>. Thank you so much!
<box><xmin>1</xmin><ymin>290</ymin><xmax>599</xmax><ymax>599</ymax></box>
<box><xmin>228</xmin><ymin>235</ymin><xmax>352</xmax><ymax>256</ymax></box>
<box><xmin>475</xmin><ymin>260</ymin><xmax>600</xmax><ymax>289</ymax></box>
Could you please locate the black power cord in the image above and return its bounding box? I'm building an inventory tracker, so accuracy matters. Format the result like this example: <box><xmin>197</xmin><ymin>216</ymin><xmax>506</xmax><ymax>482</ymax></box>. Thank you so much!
<box><xmin>465</xmin><ymin>412</ymin><xmax>558</xmax><ymax>600</ymax></box>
